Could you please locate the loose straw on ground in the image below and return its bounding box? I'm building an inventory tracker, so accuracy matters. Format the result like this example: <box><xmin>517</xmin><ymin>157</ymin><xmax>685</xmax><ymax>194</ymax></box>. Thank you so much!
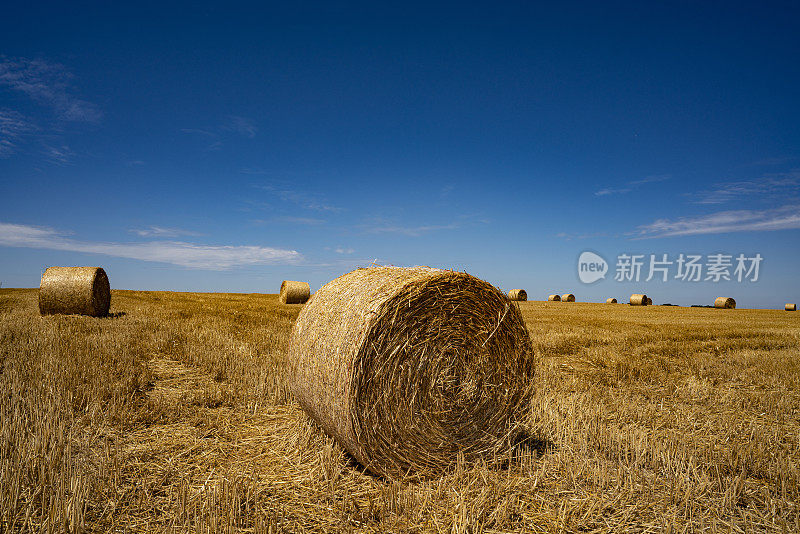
<box><xmin>39</xmin><ymin>266</ymin><xmax>111</xmax><ymax>317</ymax></box>
<box><xmin>287</xmin><ymin>266</ymin><xmax>535</xmax><ymax>479</ymax></box>
<box><xmin>278</xmin><ymin>280</ymin><xmax>310</xmax><ymax>304</ymax></box>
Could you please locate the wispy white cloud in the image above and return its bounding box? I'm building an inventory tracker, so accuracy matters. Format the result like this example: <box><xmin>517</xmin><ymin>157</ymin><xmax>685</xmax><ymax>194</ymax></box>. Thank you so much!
<box><xmin>633</xmin><ymin>205</ymin><xmax>800</xmax><ymax>238</ymax></box>
<box><xmin>0</xmin><ymin>222</ymin><xmax>301</xmax><ymax>269</ymax></box>
<box><xmin>274</xmin><ymin>216</ymin><xmax>327</xmax><ymax>225</ymax></box>
<box><xmin>691</xmin><ymin>172</ymin><xmax>800</xmax><ymax>204</ymax></box>
<box><xmin>223</xmin><ymin>115</ymin><xmax>257</xmax><ymax>138</ymax></box>
<box><xmin>555</xmin><ymin>231</ymin><xmax>610</xmax><ymax>241</ymax></box>
<box><xmin>129</xmin><ymin>226</ymin><xmax>201</xmax><ymax>238</ymax></box>
<box><xmin>595</xmin><ymin>174</ymin><xmax>670</xmax><ymax>197</ymax></box>
<box><xmin>0</xmin><ymin>109</ymin><xmax>35</xmax><ymax>157</ymax></box>
<box><xmin>254</xmin><ymin>183</ymin><xmax>343</xmax><ymax>213</ymax></box>
<box><xmin>43</xmin><ymin>144</ymin><xmax>75</xmax><ymax>165</ymax></box>
<box><xmin>0</xmin><ymin>57</ymin><xmax>101</xmax><ymax>122</ymax></box>
<box><xmin>335</xmin><ymin>247</ymin><xmax>355</xmax><ymax>254</ymax></box>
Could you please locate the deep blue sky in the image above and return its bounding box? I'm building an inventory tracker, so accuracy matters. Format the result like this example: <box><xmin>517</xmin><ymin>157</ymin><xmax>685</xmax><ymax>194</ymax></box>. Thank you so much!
<box><xmin>1</xmin><ymin>2</ymin><xmax>799</xmax><ymax>308</ymax></box>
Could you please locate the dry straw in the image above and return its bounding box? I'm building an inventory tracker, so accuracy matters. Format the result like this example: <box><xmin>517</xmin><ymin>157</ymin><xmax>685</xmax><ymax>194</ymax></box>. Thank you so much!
<box><xmin>714</xmin><ymin>297</ymin><xmax>736</xmax><ymax>309</ymax></box>
<box><xmin>630</xmin><ymin>294</ymin><xmax>648</xmax><ymax>306</ymax></box>
<box><xmin>287</xmin><ymin>266</ymin><xmax>535</xmax><ymax>479</ymax></box>
<box><xmin>562</xmin><ymin>293</ymin><xmax>576</xmax><ymax>302</ymax></box>
<box><xmin>548</xmin><ymin>294</ymin><xmax>561</xmax><ymax>302</ymax></box>
<box><xmin>278</xmin><ymin>280</ymin><xmax>311</xmax><ymax>304</ymax></box>
<box><xmin>508</xmin><ymin>289</ymin><xmax>527</xmax><ymax>301</ymax></box>
<box><xmin>606</xmin><ymin>298</ymin><xmax>617</xmax><ymax>304</ymax></box>
<box><xmin>786</xmin><ymin>303</ymin><xmax>797</xmax><ymax>311</ymax></box>
<box><xmin>39</xmin><ymin>266</ymin><xmax>110</xmax><ymax>317</ymax></box>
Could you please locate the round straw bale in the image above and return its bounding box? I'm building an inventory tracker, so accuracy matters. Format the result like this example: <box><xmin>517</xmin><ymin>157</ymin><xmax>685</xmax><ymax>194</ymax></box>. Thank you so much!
<box><xmin>278</xmin><ymin>280</ymin><xmax>310</xmax><ymax>304</ymax></box>
<box><xmin>561</xmin><ymin>293</ymin><xmax>575</xmax><ymax>302</ymax></box>
<box><xmin>287</xmin><ymin>266</ymin><xmax>535</xmax><ymax>478</ymax></box>
<box><xmin>714</xmin><ymin>297</ymin><xmax>736</xmax><ymax>309</ymax></box>
<box><xmin>606</xmin><ymin>297</ymin><xmax>617</xmax><ymax>304</ymax></box>
<box><xmin>630</xmin><ymin>294</ymin><xmax>648</xmax><ymax>306</ymax></box>
<box><xmin>547</xmin><ymin>294</ymin><xmax>561</xmax><ymax>301</ymax></box>
<box><xmin>508</xmin><ymin>289</ymin><xmax>527</xmax><ymax>301</ymax></box>
<box><xmin>646</xmin><ymin>297</ymin><xmax>653</xmax><ymax>306</ymax></box>
<box><xmin>39</xmin><ymin>266</ymin><xmax>110</xmax><ymax>317</ymax></box>
<box><xmin>786</xmin><ymin>303</ymin><xmax>797</xmax><ymax>311</ymax></box>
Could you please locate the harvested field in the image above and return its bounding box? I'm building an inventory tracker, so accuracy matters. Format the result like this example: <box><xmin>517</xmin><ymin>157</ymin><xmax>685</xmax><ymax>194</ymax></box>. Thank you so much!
<box><xmin>1</xmin><ymin>288</ymin><xmax>799</xmax><ymax>532</ymax></box>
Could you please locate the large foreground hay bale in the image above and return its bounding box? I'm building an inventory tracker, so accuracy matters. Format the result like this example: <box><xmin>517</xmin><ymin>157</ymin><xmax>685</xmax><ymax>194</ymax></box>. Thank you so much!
<box><xmin>630</xmin><ymin>294</ymin><xmax>648</xmax><ymax>306</ymax></box>
<box><xmin>714</xmin><ymin>297</ymin><xmax>736</xmax><ymax>309</ymax></box>
<box><xmin>787</xmin><ymin>303</ymin><xmax>797</xmax><ymax>311</ymax></box>
<box><xmin>548</xmin><ymin>294</ymin><xmax>561</xmax><ymax>301</ymax></box>
<box><xmin>561</xmin><ymin>293</ymin><xmax>575</xmax><ymax>302</ymax></box>
<box><xmin>39</xmin><ymin>266</ymin><xmax>110</xmax><ymax>317</ymax></box>
<box><xmin>508</xmin><ymin>289</ymin><xmax>527</xmax><ymax>301</ymax></box>
<box><xmin>288</xmin><ymin>266</ymin><xmax>535</xmax><ymax>478</ymax></box>
<box><xmin>278</xmin><ymin>280</ymin><xmax>310</xmax><ymax>304</ymax></box>
<box><xmin>606</xmin><ymin>297</ymin><xmax>617</xmax><ymax>304</ymax></box>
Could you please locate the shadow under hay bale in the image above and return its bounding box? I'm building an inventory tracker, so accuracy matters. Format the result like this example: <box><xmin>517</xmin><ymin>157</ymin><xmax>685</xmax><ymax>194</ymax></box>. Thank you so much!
<box><xmin>561</xmin><ymin>293</ymin><xmax>575</xmax><ymax>302</ymax></box>
<box><xmin>714</xmin><ymin>297</ymin><xmax>736</xmax><ymax>309</ymax></box>
<box><xmin>547</xmin><ymin>294</ymin><xmax>561</xmax><ymax>302</ymax></box>
<box><xmin>630</xmin><ymin>294</ymin><xmax>648</xmax><ymax>306</ymax></box>
<box><xmin>508</xmin><ymin>288</ymin><xmax>527</xmax><ymax>301</ymax></box>
<box><xmin>39</xmin><ymin>266</ymin><xmax>110</xmax><ymax>317</ymax></box>
<box><xmin>278</xmin><ymin>280</ymin><xmax>310</xmax><ymax>304</ymax></box>
<box><xmin>287</xmin><ymin>266</ymin><xmax>535</xmax><ymax>479</ymax></box>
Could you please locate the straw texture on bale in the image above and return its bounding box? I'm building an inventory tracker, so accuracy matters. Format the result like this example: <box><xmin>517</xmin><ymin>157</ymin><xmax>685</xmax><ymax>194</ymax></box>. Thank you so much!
<box><xmin>630</xmin><ymin>294</ymin><xmax>648</xmax><ymax>306</ymax></box>
<box><xmin>548</xmin><ymin>294</ymin><xmax>561</xmax><ymax>301</ymax></box>
<box><xmin>714</xmin><ymin>297</ymin><xmax>736</xmax><ymax>309</ymax></box>
<box><xmin>786</xmin><ymin>303</ymin><xmax>797</xmax><ymax>311</ymax></box>
<box><xmin>561</xmin><ymin>293</ymin><xmax>575</xmax><ymax>302</ymax></box>
<box><xmin>278</xmin><ymin>280</ymin><xmax>311</xmax><ymax>304</ymax></box>
<box><xmin>508</xmin><ymin>289</ymin><xmax>527</xmax><ymax>301</ymax></box>
<box><xmin>606</xmin><ymin>298</ymin><xmax>617</xmax><ymax>304</ymax></box>
<box><xmin>39</xmin><ymin>266</ymin><xmax>110</xmax><ymax>317</ymax></box>
<box><xmin>287</xmin><ymin>266</ymin><xmax>535</xmax><ymax>479</ymax></box>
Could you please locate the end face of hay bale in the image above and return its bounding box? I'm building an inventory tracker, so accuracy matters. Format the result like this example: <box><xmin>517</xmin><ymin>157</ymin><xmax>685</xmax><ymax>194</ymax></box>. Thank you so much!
<box><xmin>630</xmin><ymin>294</ymin><xmax>648</xmax><ymax>306</ymax></box>
<box><xmin>287</xmin><ymin>266</ymin><xmax>535</xmax><ymax>479</ymax></box>
<box><xmin>561</xmin><ymin>293</ymin><xmax>575</xmax><ymax>302</ymax></box>
<box><xmin>714</xmin><ymin>297</ymin><xmax>736</xmax><ymax>309</ymax></box>
<box><xmin>278</xmin><ymin>280</ymin><xmax>311</xmax><ymax>304</ymax></box>
<box><xmin>786</xmin><ymin>303</ymin><xmax>797</xmax><ymax>311</ymax></box>
<box><xmin>39</xmin><ymin>266</ymin><xmax>110</xmax><ymax>317</ymax></box>
<box><xmin>606</xmin><ymin>297</ymin><xmax>617</xmax><ymax>304</ymax></box>
<box><xmin>646</xmin><ymin>297</ymin><xmax>653</xmax><ymax>306</ymax></box>
<box><xmin>508</xmin><ymin>289</ymin><xmax>527</xmax><ymax>301</ymax></box>
<box><xmin>547</xmin><ymin>294</ymin><xmax>561</xmax><ymax>301</ymax></box>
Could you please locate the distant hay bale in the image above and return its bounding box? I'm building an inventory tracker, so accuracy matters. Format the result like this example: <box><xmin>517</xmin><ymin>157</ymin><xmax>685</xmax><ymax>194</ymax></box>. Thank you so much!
<box><xmin>278</xmin><ymin>280</ymin><xmax>310</xmax><ymax>304</ymax></box>
<box><xmin>287</xmin><ymin>266</ymin><xmax>535</xmax><ymax>479</ymax></box>
<box><xmin>714</xmin><ymin>297</ymin><xmax>736</xmax><ymax>309</ymax></box>
<box><xmin>786</xmin><ymin>303</ymin><xmax>797</xmax><ymax>311</ymax></box>
<box><xmin>630</xmin><ymin>294</ymin><xmax>648</xmax><ymax>306</ymax></box>
<box><xmin>508</xmin><ymin>289</ymin><xmax>527</xmax><ymax>301</ymax></box>
<box><xmin>606</xmin><ymin>297</ymin><xmax>617</xmax><ymax>304</ymax></box>
<box><xmin>561</xmin><ymin>293</ymin><xmax>575</xmax><ymax>302</ymax></box>
<box><xmin>646</xmin><ymin>297</ymin><xmax>653</xmax><ymax>306</ymax></box>
<box><xmin>39</xmin><ymin>266</ymin><xmax>110</xmax><ymax>317</ymax></box>
<box><xmin>548</xmin><ymin>294</ymin><xmax>561</xmax><ymax>301</ymax></box>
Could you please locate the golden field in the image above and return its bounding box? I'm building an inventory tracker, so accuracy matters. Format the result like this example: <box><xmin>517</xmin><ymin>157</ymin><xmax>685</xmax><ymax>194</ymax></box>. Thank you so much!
<box><xmin>1</xmin><ymin>288</ymin><xmax>798</xmax><ymax>532</ymax></box>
